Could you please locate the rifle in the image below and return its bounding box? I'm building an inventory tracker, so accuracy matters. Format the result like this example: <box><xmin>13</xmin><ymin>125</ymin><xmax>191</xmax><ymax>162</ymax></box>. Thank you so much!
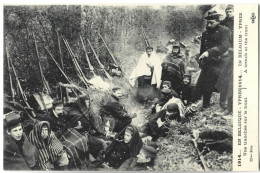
<box><xmin>192</xmin><ymin>139</ymin><xmax>211</xmax><ymax>171</ymax></box>
<box><xmin>141</xmin><ymin>26</ymin><xmax>150</xmax><ymax>47</ymax></box>
<box><xmin>33</xmin><ymin>33</ymin><xmax>52</xmax><ymax>95</ymax></box>
<box><xmin>79</xmin><ymin>35</ymin><xmax>96</xmax><ymax>76</ymax></box>
<box><xmin>87</xmin><ymin>39</ymin><xmax>112</xmax><ymax>80</ymax></box>
<box><xmin>98</xmin><ymin>33</ymin><xmax>133</xmax><ymax>86</ymax></box>
<box><xmin>5</xmin><ymin>43</ymin><xmax>16</xmax><ymax>101</ymax></box>
<box><xmin>56</xmin><ymin>30</ymin><xmax>69</xmax><ymax>103</ymax></box>
<box><xmin>9</xmin><ymin>57</ymin><xmax>37</xmax><ymax>119</ymax></box>
<box><xmin>98</xmin><ymin>33</ymin><xmax>119</xmax><ymax>67</ymax></box>
<box><xmin>61</xmin><ymin>36</ymin><xmax>90</xmax><ymax>88</ymax></box>
<box><xmin>56</xmin><ymin>30</ymin><xmax>64</xmax><ymax>70</ymax></box>
<box><xmin>44</xmin><ymin>46</ymin><xmax>79</xmax><ymax>96</ymax></box>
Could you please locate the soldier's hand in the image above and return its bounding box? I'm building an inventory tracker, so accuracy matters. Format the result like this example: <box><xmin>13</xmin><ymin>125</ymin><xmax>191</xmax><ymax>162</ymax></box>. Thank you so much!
<box><xmin>199</xmin><ymin>51</ymin><xmax>209</xmax><ymax>60</ymax></box>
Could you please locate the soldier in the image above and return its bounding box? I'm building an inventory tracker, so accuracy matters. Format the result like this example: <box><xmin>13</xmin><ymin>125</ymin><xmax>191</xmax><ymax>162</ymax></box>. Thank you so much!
<box><xmin>181</xmin><ymin>74</ymin><xmax>194</xmax><ymax>106</ymax></box>
<box><xmin>161</xmin><ymin>43</ymin><xmax>185</xmax><ymax>95</ymax></box>
<box><xmin>215</xmin><ymin>5</ymin><xmax>234</xmax><ymax>119</ymax></box>
<box><xmin>102</xmin><ymin>87</ymin><xmax>137</xmax><ymax>133</ymax></box>
<box><xmin>104</xmin><ymin>125</ymin><xmax>143</xmax><ymax>169</ymax></box>
<box><xmin>220</xmin><ymin>4</ymin><xmax>234</xmax><ymax>31</ymax></box>
<box><xmin>119</xmin><ymin>145</ymin><xmax>157</xmax><ymax>171</ymax></box>
<box><xmin>37</xmin><ymin>99</ymin><xmax>69</xmax><ymax>139</ymax></box>
<box><xmin>29</xmin><ymin>121</ymin><xmax>69</xmax><ymax>170</ymax></box>
<box><xmin>191</xmin><ymin>11</ymin><xmax>231</xmax><ymax>108</ymax></box>
<box><xmin>66</xmin><ymin>94</ymin><xmax>107</xmax><ymax>159</ymax></box>
<box><xmin>161</xmin><ymin>80</ymin><xmax>179</xmax><ymax>98</ymax></box>
<box><xmin>140</xmin><ymin>103</ymin><xmax>182</xmax><ymax>141</ymax></box>
<box><xmin>151</xmin><ymin>88</ymin><xmax>173</xmax><ymax>114</ymax></box>
<box><xmin>4</xmin><ymin>116</ymin><xmax>39</xmax><ymax>170</ymax></box>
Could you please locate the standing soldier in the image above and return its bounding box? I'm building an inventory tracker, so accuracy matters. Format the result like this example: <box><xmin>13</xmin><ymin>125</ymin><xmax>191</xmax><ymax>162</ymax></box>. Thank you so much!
<box><xmin>192</xmin><ymin>11</ymin><xmax>231</xmax><ymax>108</ymax></box>
<box><xmin>215</xmin><ymin>5</ymin><xmax>234</xmax><ymax>118</ymax></box>
<box><xmin>161</xmin><ymin>43</ymin><xmax>185</xmax><ymax>95</ymax></box>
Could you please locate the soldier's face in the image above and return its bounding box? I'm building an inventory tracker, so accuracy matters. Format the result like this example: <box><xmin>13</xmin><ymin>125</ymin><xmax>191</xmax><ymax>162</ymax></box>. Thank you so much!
<box><xmin>146</xmin><ymin>49</ymin><xmax>153</xmax><ymax>57</ymax></box>
<box><xmin>137</xmin><ymin>151</ymin><xmax>150</xmax><ymax>163</ymax></box>
<box><xmin>226</xmin><ymin>9</ymin><xmax>234</xmax><ymax>18</ymax></box>
<box><xmin>113</xmin><ymin>90</ymin><xmax>123</xmax><ymax>99</ymax></box>
<box><xmin>41</xmin><ymin>127</ymin><xmax>49</xmax><ymax>139</ymax></box>
<box><xmin>183</xmin><ymin>77</ymin><xmax>190</xmax><ymax>85</ymax></box>
<box><xmin>172</xmin><ymin>48</ymin><xmax>179</xmax><ymax>55</ymax></box>
<box><xmin>54</xmin><ymin>105</ymin><xmax>64</xmax><ymax>116</ymax></box>
<box><xmin>7</xmin><ymin>125</ymin><xmax>23</xmax><ymax>141</ymax></box>
<box><xmin>124</xmin><ymin>132</ymin><xmax>132</xmax><ymax>143</ymax></box>
<box><xmin>206</xmin><ymin>20</ymin><xmax>219</xmax><ymax>30</ymax></box>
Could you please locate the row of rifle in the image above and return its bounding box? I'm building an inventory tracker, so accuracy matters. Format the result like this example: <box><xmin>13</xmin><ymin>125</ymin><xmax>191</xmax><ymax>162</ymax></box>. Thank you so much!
<box><xmin>5</xmin><ymin>31</ymin><xmax>125</xmax><ymax>119</ymax></box>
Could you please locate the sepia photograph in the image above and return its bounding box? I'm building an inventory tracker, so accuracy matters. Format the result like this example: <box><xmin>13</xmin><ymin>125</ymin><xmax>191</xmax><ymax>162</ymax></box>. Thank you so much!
<box><xmin>2</xmin><ymin>3</ymin><xmax>257</xmax><ymax>171</ymax></box>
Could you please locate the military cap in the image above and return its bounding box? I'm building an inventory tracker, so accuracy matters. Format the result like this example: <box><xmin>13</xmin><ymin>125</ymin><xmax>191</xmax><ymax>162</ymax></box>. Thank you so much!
<box><xmin>140</xmin><ymin>145</ymin><xmax>157</xmax><ymax>158</ymax></box>
<box><xmin>226</xmin><ymin>4</ymin><xmax>234</xmax><ymax>11</ymax></box>
<box><xmin>162</xmin><ymin>81</ymin><xmax>171</xmax><ymax>87</ymax></box>
<box><xmin>5</xmin><ymin>118</ymin><xmax>22</xmax><ymax>131</ymax></box>
<box><xmin>166</xmin><ymin>103</ymin><xmax>179</xmax><ymax>112</ymax></box>
<box><xmin>205</xmin><ymin>10</ymin><xmax>221</xmax><ymax>20</ymax></box>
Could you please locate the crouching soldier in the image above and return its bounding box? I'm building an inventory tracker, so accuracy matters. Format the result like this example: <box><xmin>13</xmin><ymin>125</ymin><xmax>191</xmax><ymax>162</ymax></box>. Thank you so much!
<box><xmin>101</xmin><ymin>87</ymin><xmax>137</xmax><ymax>133</ymax></box>
<box><xmin>140</xmin><ymin>103</ymin><xmax>182</xmax><ymax>141</ymax></box>
<box><xmin>119</xmin><ymin>145</ymin><xmax>157</xmax><ymax>171</ymax></box>
<box><xmin>4</xmin><ymin>116</ymin><xmax>39</xmax><ymax>170</ymax></box>
<box><xmin>29</xmin><ymin>121</ymin><xmax>69</xmax><ymax>170</ymax></box>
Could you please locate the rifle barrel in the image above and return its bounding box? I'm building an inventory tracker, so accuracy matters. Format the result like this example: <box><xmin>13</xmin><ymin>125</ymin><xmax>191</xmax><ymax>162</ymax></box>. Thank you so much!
<box><xmin>5</xmin><ymin>43</ymin><xmax>16</xmax><ymax>101</ymax></box>
<box><xmin>79</xmin><ymin>35</ymin><xmax>95</xmax><ymax>75</ymax></box>
<box><xmin>9</xmin><ymin>58</ymin><xmax>37</xmax><ymax>118</ymax></box>
<box><xmin>33</xmin><ymin>33</ymin><xmax>52</xmax><ymax>95</ymax></box>
<box><xmin>87</xmin><ymin>39</ymin><xmax>112</xmax><ymax>80</ymax></box>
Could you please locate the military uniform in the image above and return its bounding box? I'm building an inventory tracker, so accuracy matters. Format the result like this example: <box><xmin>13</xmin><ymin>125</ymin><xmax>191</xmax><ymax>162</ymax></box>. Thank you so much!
<box><xmin>141</xmin><ymin>107</ymin><xmax>181</xmax><ymax>141</ymax></box>
<box><xmin>192</xmin><ymin>24</ymin><xmax>231</xmax><ymax>107</ymax></box>
<box><xmin>220</xmin><ymin>16</ymin><xmax>234</xmax><ymax>32</ymax></box>
<box><xmin>105</xmin><ymin>125</ymin><xmax>143</xmax><ymax>169</ymax></box>
<box><xmin>216</xmin><ymin>15</ymin><xmax>234</xmax><ymax>110</ymax></box>
<box><xmin>38</xmin><ymin>110</ymin><xmax>69</xmax><ymax>139</ymax></box>
<box><xmin>161</xmin><ymin>54</ymin><xmax>185</xmax><ymax>95</ymax></box>
<box><xmin>102</xmin><ymin>95</ymin><xmax>132</xmax><ymax>133</ymax></box>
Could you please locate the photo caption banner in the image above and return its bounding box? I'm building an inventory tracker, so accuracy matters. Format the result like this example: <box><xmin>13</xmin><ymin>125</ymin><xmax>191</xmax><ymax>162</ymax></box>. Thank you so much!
<box><xmin>233</xmin><ymin>4</ymin><xmax>258</xmax><ymax>171</ymax></box>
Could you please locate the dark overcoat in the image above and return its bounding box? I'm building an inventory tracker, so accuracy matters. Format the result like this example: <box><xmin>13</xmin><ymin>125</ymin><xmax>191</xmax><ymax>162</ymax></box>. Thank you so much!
<box><xmin>4</xmin><ymin>133</ymin><xmax>39</xmax><ymax>170</ymax></box>
<box><xmin>196</xmin><ymin>25</ymin><xmax>231</xmax><ymax>91</ymax></box>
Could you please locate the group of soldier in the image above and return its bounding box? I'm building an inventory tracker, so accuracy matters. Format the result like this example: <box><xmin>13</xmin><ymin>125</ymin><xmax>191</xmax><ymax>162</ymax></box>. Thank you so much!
<box><xmin>4</xmin><ymin>4</ymin><xmax>234</xmax><ymax>171</ymax></box>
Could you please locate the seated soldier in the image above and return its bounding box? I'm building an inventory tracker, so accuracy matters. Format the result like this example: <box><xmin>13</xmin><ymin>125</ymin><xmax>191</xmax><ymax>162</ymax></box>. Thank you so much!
<box><xmin>102</xmin><ymin>87</ymin><xmax>136</xmax><ymax>133</ymax></box>
<box><xmin>119</xmin><ymin>145</ymin><xmax>157</xmax><ymax>171</ymax></box>
<box><xmin>180</xmin><ymin>74</ymin><xmax>194</xmax><ymax>106</ymax></box>
<box><xmin>152</xmin><ymin>88</ymin><xmax>173</xmax><ymax>114</ymax></box>
<box><xmin>38</xmin><ymin>99</ymin><xmax>89</xmax><ymax>169</ymax></box>
<box><xmin>161</xmin><ymin>80</ymin><xmax>179</xmax><ymax>98</ymax></box>
<box><xmin>161</xmin><ymin>43</ymin><xmax>185</xmax><ymax>95</ymax></box>
<box><xmin>140</xmin><ymin>103</ymin><xmax>182</xmax><ymax>141</ymax></box>
<box><xmin>29</xmin><ymin>121</ymin><xmax>69</xmax><ymax>170</ymax></box>
<box><xmin>37</xmin><ymin>99</ymin><xmax>69</xmax><ymax>139</ymax></box>
<box><xmin>66</xmin><ymin>94</ymin><xmax>107</xmax><ymax>159</ymax></box>
<box><xmin>4</xmin><ymin>116</ymin><xmax>39</xmax><ymax>170</ymax></box>
<box><xmin>103</xmin><ymin>125</ymin><xmax>143</xmax><ymax>169</ymax></box>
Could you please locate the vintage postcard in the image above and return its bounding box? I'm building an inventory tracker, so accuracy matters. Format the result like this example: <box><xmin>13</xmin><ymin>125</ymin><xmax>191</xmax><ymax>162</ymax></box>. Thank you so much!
<box><xmin>2</xmin><ymin>3</ymin><xmax>258</xmax><ymax>172</ymax></box>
